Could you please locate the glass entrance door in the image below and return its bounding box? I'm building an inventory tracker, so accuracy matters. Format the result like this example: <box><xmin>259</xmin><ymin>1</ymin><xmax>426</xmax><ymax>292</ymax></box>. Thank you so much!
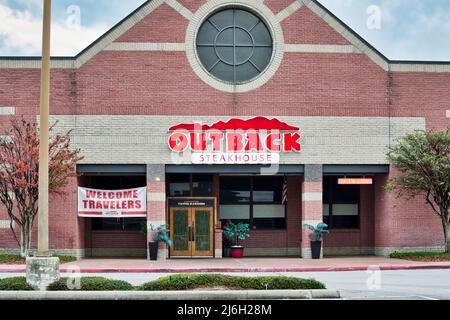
<box><xmin>170</xmin><ymin>207</ymin><xmax>213</xmax><ymax>257</ymax></box>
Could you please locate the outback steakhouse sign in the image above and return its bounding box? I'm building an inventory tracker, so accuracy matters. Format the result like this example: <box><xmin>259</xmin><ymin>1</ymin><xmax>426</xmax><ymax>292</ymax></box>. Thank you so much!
<box><xmin>168</xmin><ymin>117</ymin><xmax>301</xmax><ymax>164</ymax></box>
<box><xmin>78</xmin><ymin>187</ymin><xmax>147</xmax><ymax>218</ymax></box>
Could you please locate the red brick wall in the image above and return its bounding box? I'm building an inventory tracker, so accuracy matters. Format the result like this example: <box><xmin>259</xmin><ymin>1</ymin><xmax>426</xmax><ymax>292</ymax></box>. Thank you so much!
<box><xmin>374</xmin><ymin>171</ymin><xmax>444</xmax><ymax>249</ymax></box>
<box><xmin>282</xmin><ymin>6</ymin><xmax>350</xmax><ymax>45</ymax></box>
<box><xmin>116</xmin><ymin>4</ymin><xmax>188</xmax><ymax>43</ymax></box>
<box><xmin>90</xmin><ymin>231</ymin><xmax>146</xmax><ymax>249</ymax></box>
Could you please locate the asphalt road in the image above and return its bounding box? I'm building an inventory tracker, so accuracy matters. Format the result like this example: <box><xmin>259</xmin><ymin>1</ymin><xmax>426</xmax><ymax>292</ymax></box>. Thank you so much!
<box><xmin>2</xmin><ymin>269</ymin><xmax>450</xmax><ymax>300</ymax></box>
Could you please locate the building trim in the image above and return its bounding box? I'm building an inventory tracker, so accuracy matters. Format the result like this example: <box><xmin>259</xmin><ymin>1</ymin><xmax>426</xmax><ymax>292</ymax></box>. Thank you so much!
<box><xmin>165</xmin><ymin>164</ymin><xmax>305</xmax><ymax>174</ymax></box>
<box><xmin>302</xmin><ymin>192</ymin><xmax>322</xmax><ymax>202</ymax></box>
<box><xmin>276</xmin><ymin>1</ymin><xmax>303</xmax><ymax>22</ymax></box>
<box><xmin>284</xmin><ymin>44</ymin><xmax>360</xmax><ymax>54</ymax></box>
<box><xmin>165</xmin><ymin>0</ymin><xmax>193</xmax><ymax>20</ymax></box>
<box><xmin>323</xmin><ymin>165</ymin><xmax>390</xmax><ymax>174</ymax></box>
<box><xmin>0</xmin><ymin>107</ymin><xmax>15</xmax><ymax>115</ymax></box>
<box><xmin>77</xmin><ymin>164</ymin><xmax>147</xmax><ymax>174</ymax></box>
<box><xmin>147</xmin><ymin>192</ymin><xmax>166</xmax><ymax>202</ymax></box>
<box><xmin>324</xmin><ymin>246</ymin><xmax>375</xmax><ymax>256</ymax></box>
<box><xmin>446</xmin><ymin>110</ymin><xmax>450</xmax><ymax>118</ymax></box>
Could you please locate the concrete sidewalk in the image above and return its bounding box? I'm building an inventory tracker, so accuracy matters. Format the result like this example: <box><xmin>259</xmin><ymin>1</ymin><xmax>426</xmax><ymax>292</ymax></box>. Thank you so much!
<box><xmin>2</xmin><ymin>256</ymin><xmax>450</xmax><ymax>273</ymax></box>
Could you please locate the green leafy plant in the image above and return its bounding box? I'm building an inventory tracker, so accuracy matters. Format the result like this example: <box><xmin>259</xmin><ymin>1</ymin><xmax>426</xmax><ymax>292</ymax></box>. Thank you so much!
<box><xmin>147</xmin><ymin>224</ymin><xmax>172</xmax><ymax>247</ymax></box>
<box><xmin>47</xmin><ymin>277</ymin><xmax>134</xmax><ymax>291</ymax></box>
<box><xmin>138</xmin><ymin>274</ymin><xmax>325</xmax><ymax>291</ymax></box>
<box><xmin>303</xmin><ymin>223</ymin><xmax>329</xmax><ymax>242</ymax></box>
<box><xmin>223</xmin><ymin>222</ymin><xmax>250</xmax><ymax>247</ymax></box>
<box><xmin>0</xmin><ymin>277</ymin><xmax>34</xmax><ymax>291</ymax></box>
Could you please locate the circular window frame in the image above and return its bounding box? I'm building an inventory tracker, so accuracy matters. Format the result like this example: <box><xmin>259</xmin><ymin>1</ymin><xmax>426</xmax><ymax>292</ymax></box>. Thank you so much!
<box><xmin>186</xmin><ymin>0</ymin><xmax>285</xmax><ymax>93</ymax></box>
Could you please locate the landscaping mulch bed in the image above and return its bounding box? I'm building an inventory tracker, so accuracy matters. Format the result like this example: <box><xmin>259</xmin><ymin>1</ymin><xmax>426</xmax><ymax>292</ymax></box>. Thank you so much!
<box><xmin>390</xmin><ymin>251</ymin><xmax>450</xmax><ymax>262</ymax></box>
<box><xmin>0</xmin><ymin>254</ymin><xmax>76</xmax><ymax>265</ymax></box>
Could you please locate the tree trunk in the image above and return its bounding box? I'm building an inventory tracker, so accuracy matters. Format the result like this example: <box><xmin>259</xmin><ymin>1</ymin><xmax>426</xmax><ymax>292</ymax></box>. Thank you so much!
<box><xmin>446</xmin><ymin>224</ymin><xmax>450</xmax><ymax>254</ymax></box>
<box><xmin>442</xmin><ymin>213</ymin><xmax>450</xmax><ymax>253</ymax></box>
<box><xmin>19</xmin><ymin>226</ymin><xmax>26</xmax><ymax>258</ymax></box>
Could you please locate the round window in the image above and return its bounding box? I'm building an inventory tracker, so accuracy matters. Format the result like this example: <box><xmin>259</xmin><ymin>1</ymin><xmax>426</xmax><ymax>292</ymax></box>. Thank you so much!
<box><xmin>196</xmin><ymin>8</ymin><xmax>273</xmax><ymax>84</ymax></box>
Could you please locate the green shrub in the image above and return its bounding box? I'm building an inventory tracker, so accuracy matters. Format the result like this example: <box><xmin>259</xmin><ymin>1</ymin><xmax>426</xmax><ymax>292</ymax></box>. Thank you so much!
<box><xmin>56</xmin><ymin>255</ymin><xmax>77</xmax><ymax>263</ymax></box>
<box><xmin>138</xmin><ymin>274</ymin><xmax>325</xmax><ymax>291</ymax></box>
<box><xmin>390</xmin><ymin>251</ymin><xmax>450</xmax><ymax>260</ymax></box>
<box><xmin>0</xmin><ymin>254</ymin><xmax>24</xmax><ymax>263</ymax></box>
<box><xmin>47</xmin><ymin>277</ymin><xmax>134</xmax><ymax>291</ymax></box>
<box><xmin>0</xmin><ymin>277</ymin><xmax>34</xmax><ymax>291</ymax></box>
<box><xmin>0</xmin><ymin>254</ymin><xmax>75</xmax><ymax>264</ymax></box>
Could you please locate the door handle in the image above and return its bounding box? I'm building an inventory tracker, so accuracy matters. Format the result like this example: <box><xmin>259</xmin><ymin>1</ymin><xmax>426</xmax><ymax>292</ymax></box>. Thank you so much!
<box><xmin>189</xmin><ymin>226</ymin><xmax>194</xmax><ymax>242</ymax></box>
<box><xmin>188</xmin><ymin>226</ymin><xmax>195</xmax><ymax>242</ymax></box>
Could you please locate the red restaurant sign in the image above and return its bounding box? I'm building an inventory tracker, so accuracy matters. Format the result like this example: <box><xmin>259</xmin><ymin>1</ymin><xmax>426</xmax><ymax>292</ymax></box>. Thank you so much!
<box><xmin>78</xmin><ymin>187</ymin><xmax>147</xmax><ymax>218</ymax></box>
<box><xmin>168</xmin><ymin>117</ymin><xmax>301</xmax><ymax>164</ymax></box>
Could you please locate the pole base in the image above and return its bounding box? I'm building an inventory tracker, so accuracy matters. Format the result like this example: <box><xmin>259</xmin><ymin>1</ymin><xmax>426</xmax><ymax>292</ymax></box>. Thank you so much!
<box><xmin>26</xmin><ymin>257</ymin><xmax>60</xmax><ymax>291</ymax></box>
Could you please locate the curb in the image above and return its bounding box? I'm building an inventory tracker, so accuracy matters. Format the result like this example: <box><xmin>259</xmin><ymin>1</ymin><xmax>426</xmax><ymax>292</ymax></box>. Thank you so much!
<box><xmin>2</xmin><ymin>264</ymin><xmax>450</xmax><ymax>273</ymax></box>
<box><xmin>0</xmin><ymin>289</ymin><xmax>340</xmax><ymax>300</ymax></box>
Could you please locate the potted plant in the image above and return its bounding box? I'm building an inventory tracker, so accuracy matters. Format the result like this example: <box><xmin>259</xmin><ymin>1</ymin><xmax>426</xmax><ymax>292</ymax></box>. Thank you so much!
<box><xmin>303</xmin><ymin>223</ymin><xmax>329</xmax><ymax>259</ymax></box>
<box><xmin>222</xmin><ymin>220</ymin><xmax>233</xmax><ymax>258</ymax></box>
<box><xmin>223</xmin><ymin>222</ymin><xmax>250</xmax><ymax>258</ymax></box>
<box><xmin>142</xmin><ymin>223</ymin><xmax>172</xmax><ymax>261</ymax></box>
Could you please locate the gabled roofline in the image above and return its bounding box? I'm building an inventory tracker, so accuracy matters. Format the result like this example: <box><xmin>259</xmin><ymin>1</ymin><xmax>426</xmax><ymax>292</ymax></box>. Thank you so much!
<box><xmin>0</xmin><ymin>0</ymin><xmax>449</xmax><ymax>72</ymax></box>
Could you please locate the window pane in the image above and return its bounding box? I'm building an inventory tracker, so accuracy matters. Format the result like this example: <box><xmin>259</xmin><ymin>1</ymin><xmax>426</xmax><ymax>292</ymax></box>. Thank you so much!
<box><xmin>253</xmin><ymin>176</ymin><xmax>283</xmax><ymax>203</ymax></box>
<box><xmin>219</xmin><ymin>205</ymin><xmax>250</xmax><ymax>219</ymax></box>
<box><xmin>332</xmin><ymin>204</ymin><xmax>358</xmax><ymax>216</ymax></box>
<box><xmin>197</xmin><ymin>21</ymin><xmax>218</xmax><ymax>45</ymax></box>
<box><xmin>211</xmin><ymin>61</ymin><xmax>234</xmax><ymax>82</ymax></box>
<box><xmin>220</xmin><ymin>176</ymin><xmax>251</xmax><ymax>203</ymax></box>
<box><xmin>192</xmin><ymin>174</ymin><xmax>213</xmax><ymax>197</ymax></box>
<box><xmin>169</xmin><ymin>173</ymin><xmax>190</xmax><ymax>197</ymax></box>
<box><xmin>253</xmin><ymin>205</ymin><xmax>285</xmax><ymax>218</ymax></box>
<box><xmin>323</xmin><ymin>203</ymin><xmax>330</xmax><ymax>217</ymax></box>
<box><xmin>235</xmin><ymin>9</ymin><xmax>259</xmax><ymax>30</ymax></box>
<box><xmin>196</xmin><ymin>8</ymin><xmax>273</xmax><ymax>84</ymax></box>
<box><xmin>197</xmin><ymin>46</ymin><xmax>219</xmax><ymax>71</ymax></box>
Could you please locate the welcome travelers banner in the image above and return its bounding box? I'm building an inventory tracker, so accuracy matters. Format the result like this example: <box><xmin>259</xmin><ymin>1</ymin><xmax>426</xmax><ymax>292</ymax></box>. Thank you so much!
<box><xmin>78</xmin><ymin>187</ymin><xmax>147</xmax><ymax>218</ymax></box>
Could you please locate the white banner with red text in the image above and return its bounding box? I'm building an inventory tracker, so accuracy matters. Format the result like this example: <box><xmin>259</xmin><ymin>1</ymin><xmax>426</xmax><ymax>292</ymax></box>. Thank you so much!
<box><xmin>78</xmin><ymin>187</ymin><xmax>147</xmax><ymax>218</ymax></box>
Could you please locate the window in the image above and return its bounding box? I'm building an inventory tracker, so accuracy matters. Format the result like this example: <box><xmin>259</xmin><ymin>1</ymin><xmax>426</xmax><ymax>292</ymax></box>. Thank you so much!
<box><xmin>85</xmin><ymin>175</ymin><xmax>147</xmax><ymax>232</ymax></box>
<box><xmin>196</xmin><ymin>8</ymin><xmax>273</xmax><ymax>83</ymax></box>
<box><xmin>168</xmin><ymin>173</ymin><xmax>213</xmax><ymax>197</ymax></box>
<box><xmin>219</xmin><ymin>176</ymin><xmax>286</xmax><ymax>229</ymax></box>
<box><xmin>92</xmin><ymin>218</ymin><xmax>146</xmax><ymax>231</ymax></box>
<box><xmin>169</xmin><ymin>174</ymin><xmax>190</xmax><ymax>197</ymax></box>
<box><xmin>323</xmin><ymin>176</ymin><xmax>360</xmax><ymax>229</ymax></box>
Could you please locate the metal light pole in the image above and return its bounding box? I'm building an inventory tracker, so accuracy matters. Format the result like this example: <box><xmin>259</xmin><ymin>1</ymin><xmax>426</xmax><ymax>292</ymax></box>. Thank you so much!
<box><xmin>37</xmin><ymin>0</ymin><xmax>52</xmax><ymax>256</ymax></box>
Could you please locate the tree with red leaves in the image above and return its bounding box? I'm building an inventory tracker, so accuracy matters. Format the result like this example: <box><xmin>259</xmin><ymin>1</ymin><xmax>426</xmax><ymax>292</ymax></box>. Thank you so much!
<box><xmin>0</xmin><ymin>118</ymin><xmax>83</xmax><ymax>257</ymax></box>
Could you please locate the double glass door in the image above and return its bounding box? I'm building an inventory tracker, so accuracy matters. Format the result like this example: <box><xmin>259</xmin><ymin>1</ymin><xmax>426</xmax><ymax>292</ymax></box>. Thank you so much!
<box><xmin>169</xmin><ymin>207</ymin><xmax>213</xmax><ymax>257</ymax></box>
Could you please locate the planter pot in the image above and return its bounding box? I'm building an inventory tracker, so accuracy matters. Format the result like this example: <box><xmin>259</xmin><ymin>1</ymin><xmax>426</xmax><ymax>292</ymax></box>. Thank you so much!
<box><xmin>149</xmin><ymin>241</ymin><xmax>159</xmax><ymax>261</ymax></box>
<box><xmin>310</xmin><ymin>241</ymin><xmax>322</xmax><ymax>259</ymax></box>
<box><xmin>223</xmin><ymin>247</ymin><xmax>232</xmax><ymax>258</ymax></box>
<box><xmin>231</xmin><ymin>246</ymin><xmax>244</xmax><ymax>258</ymax></box>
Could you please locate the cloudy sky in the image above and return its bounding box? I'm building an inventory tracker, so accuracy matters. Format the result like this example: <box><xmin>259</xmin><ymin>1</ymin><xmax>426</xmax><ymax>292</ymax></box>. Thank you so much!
<box><xmin>0</xmin><ymin>0</ymin><xmax>449</xmax><ymax>61</ymax></box>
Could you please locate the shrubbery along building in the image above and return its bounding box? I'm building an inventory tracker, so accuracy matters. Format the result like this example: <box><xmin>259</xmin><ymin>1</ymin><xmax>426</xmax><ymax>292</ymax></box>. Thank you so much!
<box><xmin>0</xmin><ymin>0</ymin><xmax>449</xmax><ymax>259</ymax></box>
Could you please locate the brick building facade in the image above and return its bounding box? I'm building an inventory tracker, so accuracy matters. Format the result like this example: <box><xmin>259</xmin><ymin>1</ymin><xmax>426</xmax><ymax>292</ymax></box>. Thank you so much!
<box><xmin>0</xmin><ymin>0</ymin><xmax>449</xmax><ymax>259</ymax></box>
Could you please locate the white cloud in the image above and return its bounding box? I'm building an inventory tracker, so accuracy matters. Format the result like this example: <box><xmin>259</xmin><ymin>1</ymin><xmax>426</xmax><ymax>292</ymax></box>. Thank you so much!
<box><xmin>0</xmin><ymin>2</ymin><xmax>108</xmax><ymax>56</ymax></box>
